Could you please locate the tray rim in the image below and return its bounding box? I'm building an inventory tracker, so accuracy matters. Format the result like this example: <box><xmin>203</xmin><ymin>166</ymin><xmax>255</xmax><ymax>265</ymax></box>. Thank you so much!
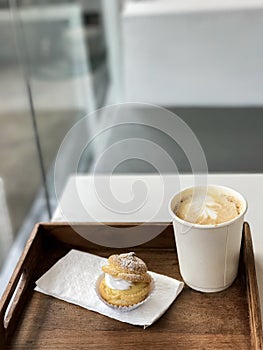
<box><xmin>0</xmin><ymin>221</ymin><xmax>262</xmax><ymax>349</ymax></box>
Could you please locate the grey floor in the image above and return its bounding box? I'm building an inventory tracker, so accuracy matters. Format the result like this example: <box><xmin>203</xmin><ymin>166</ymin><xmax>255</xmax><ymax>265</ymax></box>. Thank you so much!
<box><xmin>172</xmin><ymin>107</ymin><xmax>263</xmax><ymax>173</ymax></box>
<box><xmin>91</xmin><ymin>107</ymin><xmax>263</xmax><ymax>174</ymax></box>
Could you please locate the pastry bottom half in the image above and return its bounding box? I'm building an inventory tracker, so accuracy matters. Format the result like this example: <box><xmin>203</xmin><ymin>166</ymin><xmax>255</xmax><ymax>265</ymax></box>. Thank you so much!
<box><xmin>99</xmin><ymin>277</ymin><xmax>150</xmax><ymax>307</ymax></box>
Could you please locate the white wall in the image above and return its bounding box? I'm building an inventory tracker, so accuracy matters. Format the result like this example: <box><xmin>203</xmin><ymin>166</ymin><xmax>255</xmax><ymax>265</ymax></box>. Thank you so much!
<box><xmin>122</xmin><ymin>1</ymin><xmax>263</xmax><ymax>106</ymax></box>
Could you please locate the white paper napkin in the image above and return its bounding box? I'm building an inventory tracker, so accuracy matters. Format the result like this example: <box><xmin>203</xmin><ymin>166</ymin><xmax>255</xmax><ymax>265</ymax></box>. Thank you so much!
<box><xmin>35</xmin><ymin>250</ymin><xmax>184</xmax><ymax>328</ymax></box>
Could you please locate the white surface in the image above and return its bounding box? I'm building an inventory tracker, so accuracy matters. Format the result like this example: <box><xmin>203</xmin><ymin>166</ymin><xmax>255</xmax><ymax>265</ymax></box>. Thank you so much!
<box><xmin>122</xmin><ymin>1</ymin><xmax>263</xmax><ymax>105</ymax></box>
<box><xmin>35</xmin><ymin>249</ymin><xmax>184</xmax><ymax>327</ymax></box>
<box><xmin>52</xmin><ymin>174</ymin><xmax>263</xmax><ymax>325</ymax></box>
<box><xmin>123</xmin><ymin>0</ymin><xmax>263</xmax><ymax>16</ymax></box>
<box><xmin>0</xmin><ymin>4</ymin><xmax>81</xmax><ymax>22</ymax></box>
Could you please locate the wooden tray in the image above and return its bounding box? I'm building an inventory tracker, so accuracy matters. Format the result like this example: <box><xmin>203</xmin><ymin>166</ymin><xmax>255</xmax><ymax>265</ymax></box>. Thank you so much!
<box><xmin>0</xmin><ymin>222</ymin><xmax>262</xmax><ymax>349</ymax></box>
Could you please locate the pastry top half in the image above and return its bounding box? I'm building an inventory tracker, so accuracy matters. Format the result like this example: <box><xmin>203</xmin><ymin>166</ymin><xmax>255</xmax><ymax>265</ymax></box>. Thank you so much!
<box><xmin>102</xmin><ymin>252</ymin><xmax>152</xmax><ymax>283</ymax></box>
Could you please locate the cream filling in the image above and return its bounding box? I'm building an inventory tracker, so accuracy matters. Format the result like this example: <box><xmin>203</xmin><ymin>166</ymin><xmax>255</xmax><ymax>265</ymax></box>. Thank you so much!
<box><xmin>105</xmin><ymin>273</ymin><xmax>133</xmax><ymax>290</ymax></box>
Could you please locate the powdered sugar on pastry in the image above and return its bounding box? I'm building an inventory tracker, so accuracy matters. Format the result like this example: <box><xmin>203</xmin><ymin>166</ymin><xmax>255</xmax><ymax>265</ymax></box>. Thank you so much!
<box><xmin>109</xmin><ymin>252</ymin><xmax>148</xmax><ymax>274</ymax></box>
<box><xmin>102</xmin><ymin>252</ymin><xmax>151</xmax><ymax>283</ymax></box>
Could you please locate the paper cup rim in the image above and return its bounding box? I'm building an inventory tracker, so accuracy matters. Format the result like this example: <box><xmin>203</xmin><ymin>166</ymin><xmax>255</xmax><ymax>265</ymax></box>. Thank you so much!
<box><xmin>95</xmin><ymin>273</ymin><xmax>155</xmax><ymax>312</ymax></box>
<box><xmin>169</xmin><ymin>184</ymin><xmax>247</xmax><ymax>229</ymax></box>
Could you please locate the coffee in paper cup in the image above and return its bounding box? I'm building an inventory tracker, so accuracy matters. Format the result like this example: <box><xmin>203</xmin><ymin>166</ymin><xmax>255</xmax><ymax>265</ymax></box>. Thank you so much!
<box><xmin>169</xmin><ymin>185</ymin><xmax>247</xmax><ymax>292</ymax></box>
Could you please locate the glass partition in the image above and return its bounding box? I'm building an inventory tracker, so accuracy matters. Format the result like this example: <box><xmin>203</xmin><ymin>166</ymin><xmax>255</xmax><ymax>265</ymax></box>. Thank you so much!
<box><xmin>0</xmin><ymin>2</ymin><xmax>43</xmax><ymax>270</ymax></box>
<box><xmin>0</xmin><ymin>0</ymin><xmax>108</xmax><ymax>290</ymax></box>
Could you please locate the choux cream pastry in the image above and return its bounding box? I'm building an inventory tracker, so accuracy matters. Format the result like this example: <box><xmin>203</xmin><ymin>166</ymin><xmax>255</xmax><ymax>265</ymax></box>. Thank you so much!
<box><xmin>99</xmin><ymin>252</ymin><xmax>152</xmax><ymax>307</ymax></box>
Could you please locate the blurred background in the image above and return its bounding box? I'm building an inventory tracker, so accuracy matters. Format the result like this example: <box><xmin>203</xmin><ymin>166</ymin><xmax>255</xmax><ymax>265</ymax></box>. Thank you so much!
<box><xmin>1</xmin><ymin>0</ymin><xmax>263</xmax><ymax>291</ymax></box>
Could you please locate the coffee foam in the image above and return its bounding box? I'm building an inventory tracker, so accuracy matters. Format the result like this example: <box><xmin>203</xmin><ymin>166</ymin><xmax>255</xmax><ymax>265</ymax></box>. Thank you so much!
<box><xmin>175</xmin><ymin>188</ymin><xmax>241</xmax><ymax>225</ymax></box>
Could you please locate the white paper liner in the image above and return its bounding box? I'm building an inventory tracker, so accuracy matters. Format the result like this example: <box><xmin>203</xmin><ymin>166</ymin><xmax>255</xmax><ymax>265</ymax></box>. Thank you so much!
<box><xmin>95</xmin><ymin>273</ymin><xmax>155</xmax><ymax>312</ymax></box>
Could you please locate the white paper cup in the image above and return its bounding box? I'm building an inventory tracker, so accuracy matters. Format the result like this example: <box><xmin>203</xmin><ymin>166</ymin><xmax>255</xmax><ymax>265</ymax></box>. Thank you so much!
<box><xmin>169</xmin><ymin>185</ymin><xmax>247</xmax><ymax>292</ymax></box>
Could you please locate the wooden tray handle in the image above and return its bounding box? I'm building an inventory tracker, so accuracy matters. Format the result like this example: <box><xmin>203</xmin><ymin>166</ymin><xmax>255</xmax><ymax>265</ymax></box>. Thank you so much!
<box><xmin>0</xmin><ymin>224</ymin><xmax>40</xmax><ymax>347</ymax></box>
<box><xmin>243</xmin><ymin>222</ymin><xmax>263</xmax><ymax>349</ymax></box>
<box><xmin>0</xmin><ymin>268</ymin><xmax>30</xmax><ymax>346</ymax></box>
